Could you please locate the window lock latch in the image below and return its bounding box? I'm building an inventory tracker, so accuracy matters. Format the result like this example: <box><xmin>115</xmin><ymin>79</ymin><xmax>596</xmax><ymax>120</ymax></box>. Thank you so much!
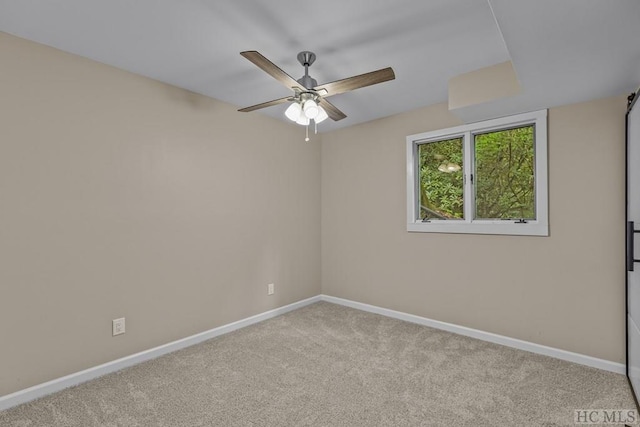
<box><xmin>514</xmin><ymin>218</ymin><xmax>528</xmax><ymax>224</ymax></box>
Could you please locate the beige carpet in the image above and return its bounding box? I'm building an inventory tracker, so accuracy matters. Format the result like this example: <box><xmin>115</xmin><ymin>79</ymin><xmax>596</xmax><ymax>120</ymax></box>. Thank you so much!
<box><xmin>0</xmin><ymin>301</ymin><xmax>635</xmax><ymax>426</ymax></box>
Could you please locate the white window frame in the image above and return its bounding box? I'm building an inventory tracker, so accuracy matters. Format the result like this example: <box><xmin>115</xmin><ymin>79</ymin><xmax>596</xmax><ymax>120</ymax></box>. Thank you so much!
<box><xmin>406</xmin><ymin>110</ymin><xmax>548</xmax><ymax>236</ymax></box>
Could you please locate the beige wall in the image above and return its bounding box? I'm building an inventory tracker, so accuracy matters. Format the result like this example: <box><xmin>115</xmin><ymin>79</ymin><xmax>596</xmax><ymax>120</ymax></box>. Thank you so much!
<box><xmin>0</xmin><ymin>29</ymin><xmax>629</xmax><ymax>398</ymax></box>
<box><xmin>322</xmin><ymin>95</ymin><xmax>627</xmax><ymax>363</ymax></box>
<box><xmin>448</xmin><ymin>61</ymin><xmax>521</xmax><ymax>110</ymax></box>
<box><xmin>0</xmin><ymin>33</ymin><xmax>321</xmax><ymax>396</ymax></box>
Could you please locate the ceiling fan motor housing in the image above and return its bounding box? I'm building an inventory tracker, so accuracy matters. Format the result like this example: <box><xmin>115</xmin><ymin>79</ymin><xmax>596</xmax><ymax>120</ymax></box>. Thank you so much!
<box><xmin>297</xmin><ymin>75</ymin><xmax>318</xmax><ymax>89</ymax></box>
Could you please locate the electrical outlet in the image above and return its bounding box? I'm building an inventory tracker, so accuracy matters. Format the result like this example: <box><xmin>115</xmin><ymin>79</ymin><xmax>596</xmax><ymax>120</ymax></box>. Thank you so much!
<box><xmin>112</xmin><ymin>317</ymin><xmax>125</xmax><ymax>336</ymax></box>
<box><xmin>267</xmin><ymin>283</ymin><xmax>275</xmax><ymax>295</ymax></box>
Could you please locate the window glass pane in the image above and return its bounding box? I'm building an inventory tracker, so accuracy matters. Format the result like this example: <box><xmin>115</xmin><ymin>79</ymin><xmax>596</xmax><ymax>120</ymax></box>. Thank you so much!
<box><xmin>474</xmin><ymin>125</ymin><xmax>535</xmax><ymax>220</ymax></box>
<box><xmin>417</xmin><ymin>137</ymin><xmax>464</xmax><ymax>220</ymax></box>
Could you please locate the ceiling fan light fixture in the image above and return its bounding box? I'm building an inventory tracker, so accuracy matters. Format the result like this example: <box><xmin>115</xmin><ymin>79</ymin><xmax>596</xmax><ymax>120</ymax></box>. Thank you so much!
<box><xmin>296</xmin><ymin>114</ymin><xmax>310</xmax><ymax>125</ymax></box>
<box><xmin>285</xmin><ymin>102</ymin><xmax>302</xmax><ymax>121</ymax></box>
<box><xmin>314</xmin><ymin>105</ymin><xmax>328</xmax><ymax>123</ymax></box>
<box><xmin>303</xmin><ymin>99</ymin><xmax>319</xmax><ymax>119</ymax></box>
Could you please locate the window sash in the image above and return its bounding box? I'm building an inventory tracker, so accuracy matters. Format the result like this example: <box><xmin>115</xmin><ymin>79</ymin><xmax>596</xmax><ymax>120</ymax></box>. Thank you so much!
<box><xmin>415</xmin><ymin>136</ymin><xmax>465</xmax><ymax>221</ymax></box>
<box><xmin>472</xmin><ymin>124</ymin><xmax>536</xmax><ymax>221</ymax></box>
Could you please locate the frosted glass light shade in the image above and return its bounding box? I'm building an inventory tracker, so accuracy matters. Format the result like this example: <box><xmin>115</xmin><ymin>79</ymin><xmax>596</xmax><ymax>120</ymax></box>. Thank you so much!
<box><xmin>303</xmin><ymin>99</ymin><xmax>319</xmax><ymax>119</ymax></box>
<box><xmin>296</xmin><ymin>114</ymin><xmax>310</xmax><ymax>125</ymax></box>
<box><xmin>285</xmin><ymin>102</ymin><xmax>302</xmax><ymax>121</ymax></box>
<box><xmin>314</xmin><ymin>106</ymin><xmax>328</xmax><ymax>123</ymax></box>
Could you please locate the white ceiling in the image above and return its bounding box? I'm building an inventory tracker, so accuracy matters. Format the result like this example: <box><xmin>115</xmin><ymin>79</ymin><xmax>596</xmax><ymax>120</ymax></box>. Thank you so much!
<box><xmin>1</xmin><ymin>0</ymin><xmax>639</xmax><ymax>131</ymax></box>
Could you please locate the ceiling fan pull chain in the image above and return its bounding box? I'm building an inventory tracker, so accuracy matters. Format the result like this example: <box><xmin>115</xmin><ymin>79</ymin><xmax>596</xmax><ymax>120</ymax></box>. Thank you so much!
<box><xmin>305</xmin><ymin>124</ymin><xmax>310</xmax><ymax>142</ymax></box>
<box><xmin>314</xmin><ymin>120</ymin><xmax>318</xmax><ymax>135</ymax></box>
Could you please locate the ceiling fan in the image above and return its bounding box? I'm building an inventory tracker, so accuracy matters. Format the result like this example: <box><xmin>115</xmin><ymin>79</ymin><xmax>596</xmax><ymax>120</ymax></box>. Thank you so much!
<box><xmin>238</xmin><ymin>50</ymin><xmax>395</xmax><ymax>139</ymax></box>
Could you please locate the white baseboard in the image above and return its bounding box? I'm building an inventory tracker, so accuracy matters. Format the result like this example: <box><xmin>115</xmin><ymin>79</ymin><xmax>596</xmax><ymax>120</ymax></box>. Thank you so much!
<box><xmin>1</xmin><ymin>293</ymin><xmax>625</xmax><ymax>412</ymax></box>
<box><xmin>0</xmin><ymin>295</ymin><xmax>322</xmax><ymax>412</ymax></box>
<box><xmin>320</xmin><ymin>295</ymin><xmax>625</xmax><ymax>375</ymax></box>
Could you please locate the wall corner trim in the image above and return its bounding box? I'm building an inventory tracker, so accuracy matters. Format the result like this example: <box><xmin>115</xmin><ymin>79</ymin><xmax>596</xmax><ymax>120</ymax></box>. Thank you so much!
<box><xmin>320</xmin><ymin>294</ymin><xmax>625</xmax><ymax>375</ymax></box>
<box><xmin>0</xmin><ymin>295</ymin><xmax>322</xmax><ymax>412</ymax></box>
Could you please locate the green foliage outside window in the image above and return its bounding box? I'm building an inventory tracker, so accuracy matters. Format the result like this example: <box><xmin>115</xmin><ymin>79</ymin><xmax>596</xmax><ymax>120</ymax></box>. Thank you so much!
<box><xmin>475</xmin><ymin>126</ymin><xmax>535</xmax><ymax>219</ymax></box>
<box><xmin>418</xmin><ymin>125</ymin><xmax>535</xmax><ymax>220</ymax></box>
<box><xmin>418</xmin><ymin>137</ymin><xmax>464</xmax><ymax>219</ymax></box>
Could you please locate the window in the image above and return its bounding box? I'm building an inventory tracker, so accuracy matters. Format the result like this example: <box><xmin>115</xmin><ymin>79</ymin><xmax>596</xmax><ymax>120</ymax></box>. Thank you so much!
<box><xmin>406</xmin><ymin>110</ymin><xmax>548</xmax><ymax>236</ymax></box>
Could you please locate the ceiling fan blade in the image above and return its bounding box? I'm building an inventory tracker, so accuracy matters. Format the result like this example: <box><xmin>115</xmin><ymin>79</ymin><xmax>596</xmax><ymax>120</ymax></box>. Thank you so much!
<box><xmin>318</xmin><ymin>98</ymin><xmax>347</xmax><ymax>121</ymax></box>
<box><xmin>240</xmin><ymin>51</ymin><xmax>303</xmax><ymax>91</ymax></box>
<box><xmin>315</xmin><ymin>67</ymin><xmax>395</xmax><ymax>97</ymax></box>
<box><xmin>238</xmin><ymin>96</ymin><xmax>291</xmax><ymax>112</ymax></box>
